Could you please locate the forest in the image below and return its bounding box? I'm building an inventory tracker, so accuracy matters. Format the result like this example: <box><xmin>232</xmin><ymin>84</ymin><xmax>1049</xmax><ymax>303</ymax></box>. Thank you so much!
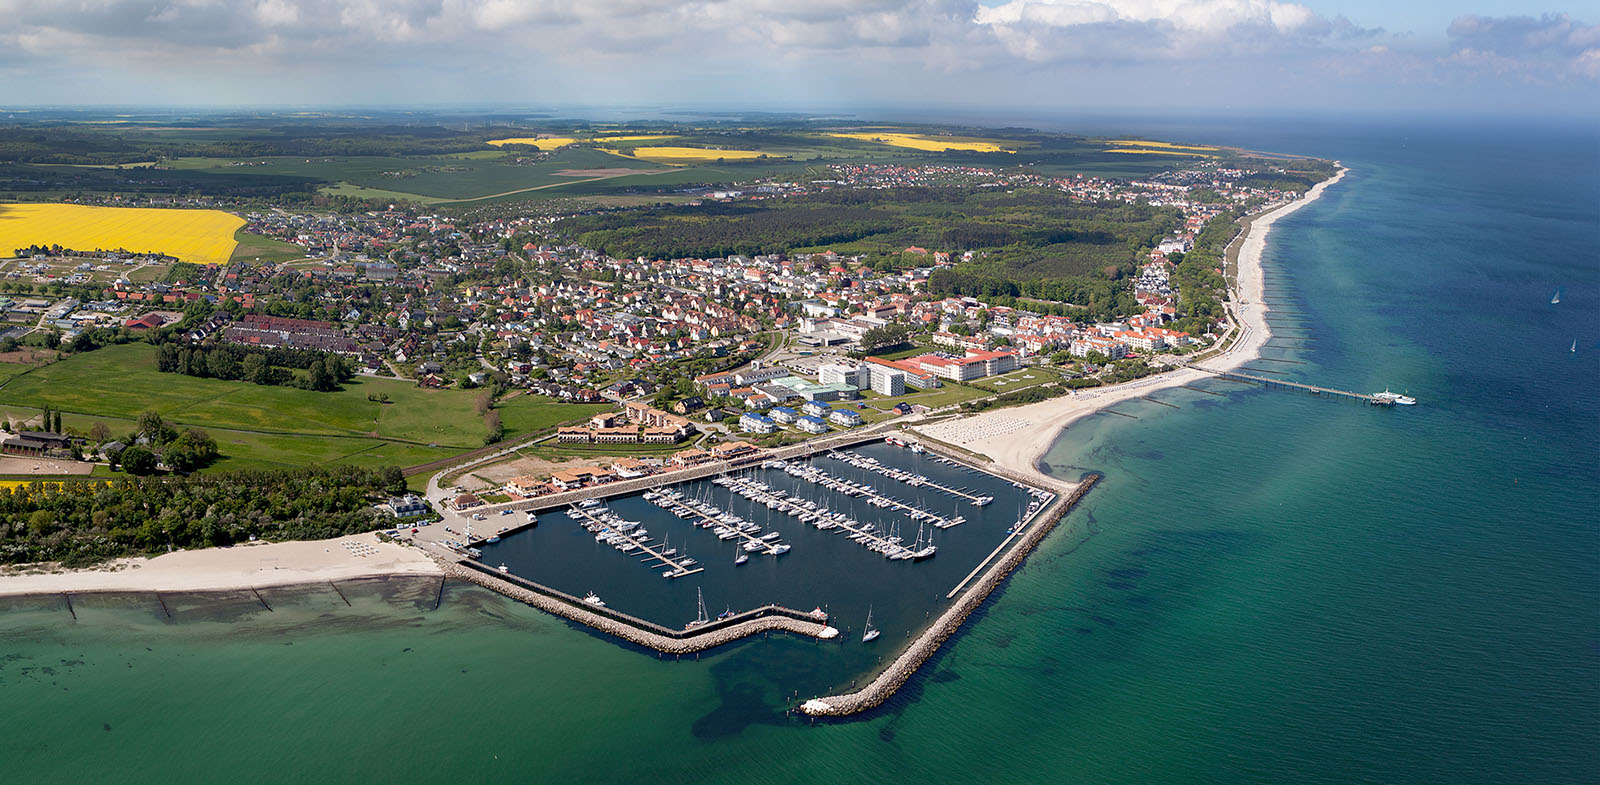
<box><xmin>558</xmin><ymin>187</ymin><xmax>1181</xmax><ymax>279</ymax></box>
<box><xmin>0</xmin><ymin>125</ymin><xmax>489</xmax><ymax>165</ymax></box>
<box><xmin>0</xmin><ymin>466</ymin><xmax>406</xmax><ymax>566</ymax></box>
<box><xmin>927</xmin><ymin>269</ymin><xmax>1140</xmax><ymax>321</ymax></box>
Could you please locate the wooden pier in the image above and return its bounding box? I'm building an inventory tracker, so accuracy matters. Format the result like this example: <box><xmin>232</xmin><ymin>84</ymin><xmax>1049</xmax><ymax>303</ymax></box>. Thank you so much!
<box><xmin>825</xmin><ymin>450</ymin><xmax>990</xmax><ymax>505</ymax></box>
<box><xmin>654</xmin><ymin>494</ymin><xmax>783</xmax><ymax>556</ymax></box>
<box><xmin>567</xmin><ymin>505</ymin><xmax>704</xmax><ymax>579</ymax></box>
<box><xmin>723</xmin><ymin>476</ymin><xmax>904</xmax><ymax>554</ymax></box>
<box><xmin>787</xmin><ymin>462</ymin><xmax>965</xmax><ymax>529</ymax></box>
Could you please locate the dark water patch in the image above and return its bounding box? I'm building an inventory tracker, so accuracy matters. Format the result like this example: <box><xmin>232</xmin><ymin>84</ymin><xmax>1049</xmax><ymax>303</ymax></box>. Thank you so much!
<box><xmin>930</xmin><ymin>669</ymin><xmax>961</xmax><ymax>683</ymax></box>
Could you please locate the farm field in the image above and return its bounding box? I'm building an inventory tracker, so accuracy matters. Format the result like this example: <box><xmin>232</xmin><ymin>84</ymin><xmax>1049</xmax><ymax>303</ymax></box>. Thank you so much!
<box><xmin>166</xmin><ymin>148</ymin><xmax>633</xmax><ymax>201</ymax></box>
<box><xmin>0</xmin><ymin>344</ymin><xmax>610</xmax><ymax>453</ymax></box>
<box><xmin>1105</xmin><ymin>147</ymin><xmax>1219</xmax><ymax>158</ymax></box>
<box><xmin>230</xmin><ymin>229</ymin><xmax>307</xmax><ymax>262</ymax></box>
<box><xmin>623</xmin><ymin>146</ymin><xmax>777</xmax><ymax>164</ymax></box>
<box><xmin>0</xmin><ymin>203</ymin><xmax>244</xmax><ymax>264</ymax></box>
<box><xmin>824</xmin><ymin>131</ymin><xmax>1016</xmax><ymax>153</ymax></box>
<box><xmin>1107</xmin><ymin>139</ymin><xmax>1221</xmax><ymax>151</ymax></box>
<box><xmin>485</xmin><ymin>137</ymin><xmax>580</xmax><ymax>150</ymax></box>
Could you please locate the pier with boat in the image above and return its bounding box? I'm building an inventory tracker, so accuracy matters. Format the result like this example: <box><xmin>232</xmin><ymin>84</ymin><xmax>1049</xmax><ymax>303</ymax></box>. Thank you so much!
<box><xmin>566</xmin><ymin>502</ymin><xmax>704</xmax><ymax>580</ymax></box>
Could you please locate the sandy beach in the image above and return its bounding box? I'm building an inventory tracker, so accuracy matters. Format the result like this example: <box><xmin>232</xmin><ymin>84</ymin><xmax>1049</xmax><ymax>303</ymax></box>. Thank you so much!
<box><xmin>0</xmin><ymin>533</ymin><xmax>441</xmax><ymax>597</ymax></box>
<box><xmin>915</xmin><ymin>166</ymin><xmax>1348</xmax><ymax>479</ymax></box>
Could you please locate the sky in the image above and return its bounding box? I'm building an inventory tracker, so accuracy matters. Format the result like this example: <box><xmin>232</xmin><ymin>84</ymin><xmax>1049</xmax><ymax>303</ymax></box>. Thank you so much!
<box><xmin>0</xmin><ymin>0</ymin><xmax>1595</xmax><ymax>116</ymax></box>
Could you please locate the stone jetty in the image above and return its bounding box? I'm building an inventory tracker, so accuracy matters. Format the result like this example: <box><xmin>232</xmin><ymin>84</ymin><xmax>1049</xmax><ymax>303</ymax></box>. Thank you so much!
<box><xmin>800</xmin><ymin>473</ymin><xmax>1100</xmax><ymax>717</ymax></box>
<box><xmin>439</xmin><ymin>559</ymin><xmax>838</xmax><ymax>654</ymax></box>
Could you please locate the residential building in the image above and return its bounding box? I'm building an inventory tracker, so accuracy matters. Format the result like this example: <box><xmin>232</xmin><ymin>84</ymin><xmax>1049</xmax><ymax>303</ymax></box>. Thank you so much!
<box><xmin>739</xmin><ymin>412</ymin><xmax>777</xmax><ymax>434</ymax></box>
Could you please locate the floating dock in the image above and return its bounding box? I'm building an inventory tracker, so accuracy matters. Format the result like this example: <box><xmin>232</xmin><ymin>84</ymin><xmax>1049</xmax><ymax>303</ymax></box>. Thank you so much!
<box><xmin>567</xmin><ymin>504</ymin><xmax>704</xmax><ymax>579</ymax></box>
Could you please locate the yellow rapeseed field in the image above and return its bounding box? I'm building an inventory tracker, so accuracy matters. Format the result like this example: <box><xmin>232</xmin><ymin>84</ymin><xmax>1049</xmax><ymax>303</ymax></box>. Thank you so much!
<box><xmin>0</xmin><ymin>479</ymin><xmax>107</xmax><ymax>491</ymax></box>
<box><xmin>625</xmin><ymin>147</ymin><xmax>771</xmax><ymax>164</ymax></box>
<box><xmin>0</xmin><ymin>203</ymin><xmax>244</xmax><ymax>263</ymax></box>
<box><xmin>1107</xmin><ymin>140</ymin><xmax>1220</xmax><ymax>152</ymax></box>
<box><xmin>1104</xmin><ymin>148</ymin><xmax>1219</xmax><ymax>158</ymax></box>
<box><xmin>825</xmin><ymin>132</ymin><xmax>1014</xmax><ymax>153</ymax></box>
<box><xmin>591</xmin><ymin>135</ymin><xmax>679</xmax><ymax>143</ymax></box>
<box><xmin>486</xmin><ymin>137</ymin><xmax>580</xmax><ymax>150</ymax></box>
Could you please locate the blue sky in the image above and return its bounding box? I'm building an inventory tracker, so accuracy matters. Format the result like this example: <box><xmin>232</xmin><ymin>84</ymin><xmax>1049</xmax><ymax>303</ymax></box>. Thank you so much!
<box><xmin>0</xmin><ymin>1</ymin><xmax>1594</xmax><ymax>115</ymax></box>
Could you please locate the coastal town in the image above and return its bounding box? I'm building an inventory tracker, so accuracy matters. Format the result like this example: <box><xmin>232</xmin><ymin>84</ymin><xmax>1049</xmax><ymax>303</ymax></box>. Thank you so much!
<box><xmin>0</xmin><ymin>142</ymin><xmax>1347</xmax><ymax>717</ymax></box>
<box><xmin>0</xmin><ymin>157</ymin><xmax>1310</xmax><ymax>491</ymax></box>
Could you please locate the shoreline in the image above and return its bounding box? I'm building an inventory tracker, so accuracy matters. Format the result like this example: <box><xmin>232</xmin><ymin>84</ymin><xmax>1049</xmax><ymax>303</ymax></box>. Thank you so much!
<box><xmin>917</xmin><ymin>165</ymin><xmax>1348</xmax><ymax>480</ymax></box>
<box><xmin>0</xmin><ymin>533</ymin><xmax>442</xmax><ymax>598</ymax></box>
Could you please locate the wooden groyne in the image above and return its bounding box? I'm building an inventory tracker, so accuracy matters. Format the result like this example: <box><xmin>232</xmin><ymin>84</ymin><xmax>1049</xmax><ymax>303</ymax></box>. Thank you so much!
<box><xmin>441</xmin><ymin>559</ymin><xmax>838</xmax><ymax>654</ymax></box>
<box><xmin>800</xmin><ymin>473</ymin><xmax>1100</xmax><ymax>717</ymax></box>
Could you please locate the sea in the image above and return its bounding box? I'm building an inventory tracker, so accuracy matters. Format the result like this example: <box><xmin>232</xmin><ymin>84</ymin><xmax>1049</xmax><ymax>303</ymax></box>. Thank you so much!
<box><xmin>1</xmin><ymin>115</ymin><xmax>1595</xmax><ymax>784</ymax></box>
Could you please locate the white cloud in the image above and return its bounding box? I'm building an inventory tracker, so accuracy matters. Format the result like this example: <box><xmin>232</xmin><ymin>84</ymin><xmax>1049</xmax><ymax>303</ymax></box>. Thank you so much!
<box><xmin>0</xmin><ymin>1</ymin><xmax>1590</xmax><ymax>110</ymax></box>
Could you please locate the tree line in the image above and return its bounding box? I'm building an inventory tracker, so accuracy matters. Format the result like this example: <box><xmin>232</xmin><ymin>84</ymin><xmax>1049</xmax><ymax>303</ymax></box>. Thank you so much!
<box><xmin>0</xmin><ymin>465</ymin><xmax>405</xmax><ymax>567</ymax></box>
<box><xmin>154</xmin><ymin>341</ymin><xmax>355</xmax><ymax>392</ymax></box>
<box><xmin>927</xmin><ymin>269</ymin><xmax>1138</xmax><ymax>321</ymax></box>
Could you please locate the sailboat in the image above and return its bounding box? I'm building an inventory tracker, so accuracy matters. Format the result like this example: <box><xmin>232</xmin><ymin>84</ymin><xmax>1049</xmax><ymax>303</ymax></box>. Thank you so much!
<box><xmin>1551</xmin><ymin>288</ymin><xmax>1562</xmax><ymax>304</ymax></box>
<box><xmin>1572</xmin><ymin>339</ymin><xmax>1578</xmax><ymax>353</ymax></box>
<box><xmin>686</xmin><ymin>588</ymin><xmax>709</xmax><ymax>629</ymax></box>
<box><xmin>734</xmin><ymin>542</ymin><xmax>748</xmax><ymax>566</ymax></box>
<box><xmin>911</xmin><ymin>523</ymin><xmax>937</xmax><ymax>561</ymax></box>
<box><xmin>862</xmin><ymin>606</ymin><xmax>881</xmax><ymax>642</ymax></box>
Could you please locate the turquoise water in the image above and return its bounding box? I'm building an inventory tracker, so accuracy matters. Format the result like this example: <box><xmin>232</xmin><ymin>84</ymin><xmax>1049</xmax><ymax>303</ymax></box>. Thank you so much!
<box><xmin>1</xmin><ymin>118</ymin><xmax>1595</xmax><ymax>783</ymax></box>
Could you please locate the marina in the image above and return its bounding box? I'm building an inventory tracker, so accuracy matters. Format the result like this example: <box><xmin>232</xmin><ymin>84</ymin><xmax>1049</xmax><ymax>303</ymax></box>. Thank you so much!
<box><xmin>565</xmin><ymin>503</ymin><xmax>704</xmax><ymax>580</ymax></box>
<box><xmin>473</xmin><ymin>439</ymin><xmax>1068</xmax><ymax>649</ymax></box>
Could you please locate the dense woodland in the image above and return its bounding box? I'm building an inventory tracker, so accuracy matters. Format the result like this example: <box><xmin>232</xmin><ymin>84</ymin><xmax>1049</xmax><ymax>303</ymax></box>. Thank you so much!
<box><xmin>0</xmin><ymin>125</ymin><xmax>489</xmax><ymax>165</ymax></box>
<box><xmin>0</xmin><ymin>466</ymin><xmax>405</xmax><ymax>566</ymax></box>
<box><xmin>927</xmin><ymin>270</ymin><xmax>1139</xmax><ymax>321</ymax></box>
<box><xmin>559</xmin><ymin>187</ymin><xmax>1180</xmax><ymax>279</ymax></box>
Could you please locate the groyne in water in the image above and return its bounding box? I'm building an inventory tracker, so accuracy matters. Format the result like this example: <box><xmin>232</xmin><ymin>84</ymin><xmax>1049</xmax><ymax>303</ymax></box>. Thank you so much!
<box><xmin>800</xmin><ymin>473</ymin><xmax>1100</xmax><ymax>717</ymax></box>
<box><xmin>441</xmin><ymin>559</ymin><xmax>838</xmax><ymax>653</ymax></box>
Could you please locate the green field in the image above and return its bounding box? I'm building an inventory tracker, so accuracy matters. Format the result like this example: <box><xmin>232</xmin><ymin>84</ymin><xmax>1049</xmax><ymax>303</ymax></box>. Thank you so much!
<box><xmin>167</xmin><ymin>147</ymin><xmax>650</xmax><ymax>201</ymax></box>
<box><xmin>230</xmin><ymin>229</ymin><xmax>308</xmax><ymax>263</ymax></box>
<box><xmin>0</xmin><ymin>344</ymin><xmax>611</xmax><ymax>471</ymax></box>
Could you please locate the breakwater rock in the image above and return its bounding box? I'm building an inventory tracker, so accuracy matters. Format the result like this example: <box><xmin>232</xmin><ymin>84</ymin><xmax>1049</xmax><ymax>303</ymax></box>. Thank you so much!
<box><xmin>440</xmin><ymin>559</ymin><xmax>838</xmax><ymax>654</ymax></box>
<box><xmin>801</xmin><ymin>473</ymin><xmax>1100</xmax><ymax>717</ymax></box>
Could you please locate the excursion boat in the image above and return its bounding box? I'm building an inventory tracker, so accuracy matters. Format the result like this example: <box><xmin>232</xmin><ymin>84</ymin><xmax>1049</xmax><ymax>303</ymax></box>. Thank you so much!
<box><xmin>582</xmin><ymin>592</ymin><xmax>606</xmax><ymax>608</ymax></box>
<box><xmin>1370</xmin><ymin>389</ymin><xmax>1417</xmax><ymax>406</ymax></box>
